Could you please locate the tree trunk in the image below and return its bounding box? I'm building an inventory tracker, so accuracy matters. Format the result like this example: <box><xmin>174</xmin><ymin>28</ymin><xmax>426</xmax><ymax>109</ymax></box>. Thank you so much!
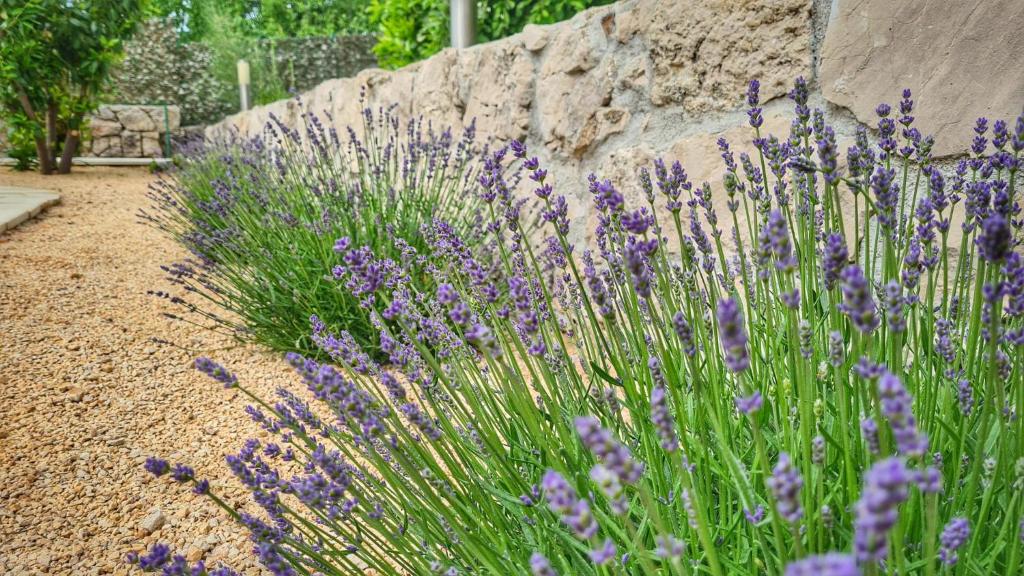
<box><xmin>46</xmin><ymin>100</ymin><xmax>58</xmax><ymax>169</ymax></box>
<box><xmin>15</xmin><ymin>89</ymin><xmax>52</xmax><ymax>174</ymax></box>
<box><xmin>58</xmin><ymin>130</ymin><xmax>79</xmax><ymax>174</ymax></box>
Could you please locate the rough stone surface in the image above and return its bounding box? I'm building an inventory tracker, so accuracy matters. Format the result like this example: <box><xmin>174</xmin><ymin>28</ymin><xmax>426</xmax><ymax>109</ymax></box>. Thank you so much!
<box><xmin>820</xmin><ymin>0</ymin><xmax>1024</xmax><ymax>157</ymax></box>
<box><xmin>121</xmin><ymin>132</ymin><xmax>142</xmax><ymax>157</ymax></box>
<box><xmin>139</xmin><ymin>508</ymin><xmax>166</xmax><ymax>534</ymax></box>
<box><xmin>614</xmin><ymin>0</ymin><xmax>812</xmax><ymax>111</ymax></box>
<box><xmin>142</xmin><ymin>132</ymin><xmax>163</xmax><ymax>158</ymax></box>
<box><xmin>521</xmin><ymin>24</ymin><xmax>549</xmax><ymax>52</ymax></box>
<box><xmin>460</xmin><ymin>43</ymin><xmax>535</xmax><ymax>142</ymax></box>
<box><xmin>85</xmin><ymin>105</ymin><xmax>180</xmax><ymax>158</ymax></box>
<box><xmin>89</xmin><ymin>118</ymin><xmax>122</xmax><ymax>138</ymax></box>
<box><xmin>117</xmin><ymin>107</ymin><xmax>157</xmax><ymax>132</ymax></box>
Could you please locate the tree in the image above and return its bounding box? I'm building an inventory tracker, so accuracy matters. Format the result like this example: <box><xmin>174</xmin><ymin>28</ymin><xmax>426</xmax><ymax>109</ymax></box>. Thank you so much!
<box><xmin>0</xmin><ymin>0</ymin><xmax>143</xmax><ymax>174</ymax></box>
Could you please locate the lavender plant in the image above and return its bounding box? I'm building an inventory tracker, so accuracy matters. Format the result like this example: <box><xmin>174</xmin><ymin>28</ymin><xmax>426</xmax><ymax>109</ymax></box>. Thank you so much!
<box><xmin>137</xmin><ymin>79</ymin><xmax>1023</xmax><ymax>575</ymax></box>
<box><xmin>140</xmin><ymin>97</ymin><xmax>486</xmax><ymax>353</ymax></box>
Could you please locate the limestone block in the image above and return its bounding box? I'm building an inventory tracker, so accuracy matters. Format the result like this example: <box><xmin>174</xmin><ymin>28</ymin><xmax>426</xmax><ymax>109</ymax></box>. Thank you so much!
<box><xmin>121</xmin><ymin>131</ymin><xmax>142</xmax><ymax>157</ymax></box>
<box><xmin>89</xmin><ymin>118</ymin><xmax>122</xmax><ymax>138</ymax></box>
<box><xmin>142</xmin><ymin>132</ymin><xmax>163</xmax><ymax>157</ymax></box>
<box><xmin>616</xmin><ymin>0</ymin><xmax>812</xmax><ymax>112</ymax></box>
<box><xmin>521</xmin><ymin>24</ymin><xmax>549</xmax><ymax>52</ymax></box>
<box><xmin>117</xmin><ymin>107</ymin><xmax>157</xmax><ymax>132</ymax></box>
<box><xmin>820</xmin><ymin>0</ymin><xmax>1024</xmax><ymax>156</ymax></box>
<box><xmin>459</xmin><ymin>43</ymin><xmax>535</xmax><ymax>142</ymax></box>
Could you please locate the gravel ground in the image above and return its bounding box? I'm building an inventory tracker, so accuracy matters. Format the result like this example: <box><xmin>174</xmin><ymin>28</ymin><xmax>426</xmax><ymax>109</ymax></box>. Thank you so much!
<box><xmin>0</xmin><ymin>167</ymin><xmax>293</xmax><ymax>575</ymax></box>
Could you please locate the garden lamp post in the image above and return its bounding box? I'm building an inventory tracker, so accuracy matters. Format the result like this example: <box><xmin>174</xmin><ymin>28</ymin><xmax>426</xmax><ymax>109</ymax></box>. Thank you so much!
<box><xmin>450</xmin><ymin>0</ymin><xmax>476</xmax><ymax>49</ymax></box>
<box><xmin>237</xmin><ymin>59</ymin><xmax>251</xmax><ymax>111</ymax></box>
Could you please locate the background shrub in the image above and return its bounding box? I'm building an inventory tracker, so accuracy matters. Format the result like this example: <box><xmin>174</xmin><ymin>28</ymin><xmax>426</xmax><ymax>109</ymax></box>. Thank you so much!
<box><xmin>110</xmin><ymin>19</ymin><xmax>233</xmax><ymax>126</ymax></box>
<box><xmin>369</xmin><ymin>0</ymin><xmax>617</xmax><ymax>69</ymax></box>
<box><xmin>142</xmin><ymin>104</ymin><xmax>486</xmax><ymax>355</ymax></box>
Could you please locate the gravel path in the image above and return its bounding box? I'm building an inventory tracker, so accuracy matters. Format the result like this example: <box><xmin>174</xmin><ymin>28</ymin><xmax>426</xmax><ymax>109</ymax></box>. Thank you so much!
<box><xmin>0</xmin><ymin>167</ymin><xmax>291</xmax><ymax>575</ymax></box>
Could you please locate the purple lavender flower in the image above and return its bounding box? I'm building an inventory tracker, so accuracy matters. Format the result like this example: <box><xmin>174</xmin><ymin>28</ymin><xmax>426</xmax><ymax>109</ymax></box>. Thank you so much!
<box><xmin>871</xmin><ymin>166</ymin><xmax>899</xmax><ymax>234</ymax></box>
<box><xmin>194</xmin><ymin>357</ymin><xmax>238</xmax><ymax>388</ymax></box>
<box><xmin>882</xmin><ymin>280</ymin><xmax>906</xmax><ymax>333</ymax></box>
<box><xmin>625</xmin><ymin>237</ymin><xmax>658</xmax><ymax>299</ymax></box>
<box><xmin>855</xmin><ymin>458</ymin><xmax>910</xmax><ymax>563</ymax></box>
<box><xmin>655</xmin><ymin>535</ymin><xmax>686</xmax><ymax>559</ymax></box>
<box><xmin>649</xmin><ymin>372</ymin><xmax>679</xmax><ymax>452</ymax></box>
<box><xmin>589</xmin><ymin>539</ymin><xmax>617</xmax><ymax>565</ymax></box>
<box><xmin>591</xmin><ymin>464</ymin><xmax>628</xmax><ymax>515</ymax></box>
<box><xmin>977</xmin><ymin>213</ymin><xmax>1011</xmax><ymax>262</ymax></box>
<box><xmin>736</xmin><ymin>391</ymin><xmax>764</xmax><ymax>415</ymax></box>
<box><xmin>171</xmin><ymin>464</ymin><xmax>195</xmax><ymax>482</ymax></box>
<box><xmin>130</xmin><ymin>543</ymin><xmax>171</xmax><ymax>570</ymax></box>
<box><xmin>839</xmin><ymin>265</ymin><xmax>879</xmax><ymax>333</ymax></box>
<box><xmin>958</xmin><ymin>379</ymin><xmax>974</xmax><ymax>416</ymax></box>
<box><xmin>766</xmin><ymin>452</ymin><xmax>804</xmax><ymax>523</ymax></box>
<box><xmin>621</xmin><ymin>208</ymin><xmax>652</xmax><ymax>235</ymax></box>
<box><xmin>939</xmin><ymin>517</ymin><xmax>970</xmax><ymax>566</ymax></box>
<box><xmin>747</xmin><ymin>79</ymin><xmax>764</xmax><ymax>128</ymax></box>
<box><xmin>877</xmin><ymin>371</ymin><xmax>928</xmax><ymax>457</ymax></box>
<box><xmin>745</xmin><ymin>505</ymin><xmax>766</xmax><ymax>525</ymax></box>
<box><xmin>530</xmin><ymin>552</ymin><xmax>558</xmax><ymax>576</ymax></box>
<box><xmin>672</xmin><ymin>311</ymin><xmax>697</xmax><ymax>356</ymax></box>
<box><xmin>784</xmin><ymin>553</ymin><xmax>858</xmax><ymax>576</ymax></box>
<box><xmin>575</xmin><ymin>416</ymin><xmax>644</xmax><ymax>484</ymax></box>
<box><xmin>543</xmin><ymin>469</ymin><xmax>598</xmax><ymax>539</ymax></box>
<box><xmin>822</xmin><ymin>233</ymin><xmax>849</xmax><ymax>291</ymax></box>
<box><xmin>766</xmin><ymin>209</ymin><xmax>796</xmax><ymax>272</ymax></box>
<box><xmin>914</xmin><ymin>466</ymin><xmax>942</xmax><ymax>494</ymax></box>
<box><xmin>861</xmin><ymin>418</ymin><xmax>880</xmax><ymax>455</ymax></box>
<box><xmin>145</xmin><ymin>457</ymin><xmax>170</xmax><ymax>477</ymax></box>
<box><xmin>717</xmin><ymin>297</ymin><xmax>750</xmax><ymax>373</ymax></box>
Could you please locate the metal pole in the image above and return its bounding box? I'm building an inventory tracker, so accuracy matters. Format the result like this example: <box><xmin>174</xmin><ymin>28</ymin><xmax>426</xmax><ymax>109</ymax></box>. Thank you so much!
<box><xmin>449</xmin><ymin>0</ymin><xmax>476</xmax><ymax>49</ymax></box>
<box><xmin>237</xmin><ymin>59</ymin><xmax>251</xmax><ymax>112</ymax></box>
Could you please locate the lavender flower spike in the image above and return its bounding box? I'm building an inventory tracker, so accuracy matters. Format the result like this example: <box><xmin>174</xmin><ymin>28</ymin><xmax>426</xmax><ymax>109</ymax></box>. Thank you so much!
<box><xmin>194</xmin><ymin>357</ymin><xmax>238</xmax><ymax>388</ymax></box>
<box><xmin>650</xmin><ymin>383</ymin><xmax>679</xmax><ymax>452</ymax></box>
<box><xmin>766</xmin><ymin>452</ymin><xmax>804</xmax><ymax>523</ymax></box>
<box><xmin>855</xmin><ymin>458</ymin><xmax>910</xmax><ymax>564</ymax></box>
<box><xmin>575</xmin><ymin>416</ymin><xmax>644</xmax><ymax>484</ymax></box>
<box><xmin>877</xmin><ymin>371</ymin><xmax>928</xmax><ymax>457</ymax></box>
<box><xmin>939</xmin><ymin>517</ymin><xmax>970</xmax><ymax>566</ymax></box>
<box><xmin>542</xmin><ymin>469</ymin><xmax>598</xmax><ymax>539</ymax></box>
<box><xmin>784</xmin><ymin>553</ymin><xmax>859</xmax><ymax>576</ymax></box>
<box><xmin>839</xmin><ymin>264</ymin><xmax>880</xmax><ymax>333</ymax></box>
<box><xmin>530</xmin><ymin>552</ymin><xmax>559</xmax><ymax>576</ymax></box>
<box><xmin>717</xmin><ymin>297</ymin><xmax>750</xmax><ymax>373</ymax></box>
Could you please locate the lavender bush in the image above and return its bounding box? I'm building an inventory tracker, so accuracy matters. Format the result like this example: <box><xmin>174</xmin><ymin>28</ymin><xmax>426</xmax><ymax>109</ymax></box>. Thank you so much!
<box><xmin>141</xmin><ymin>98</ymin><xmax>486</xmax><ymax>354</ymax></box>
<box><xmin>137</xmin><ymin>79</ymin><xmax>1023</xmax><ymax>575</ymax></box>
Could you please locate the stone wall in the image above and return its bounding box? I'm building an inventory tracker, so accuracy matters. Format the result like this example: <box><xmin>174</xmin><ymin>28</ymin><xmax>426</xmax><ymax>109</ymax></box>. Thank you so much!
<box><xmin>86</xmin><ymin>105</ymin><xmax>182</xmax><ymax>158</ymax></box>
<box><xmin>257</xmin><ymin>35</ymin><xmax>378</xmax><ymax>96</ymax></box>
<box><xmin>207</xmin><ymin>0</ymin><xmax>1024</xmax><ymax>243</ymax></box>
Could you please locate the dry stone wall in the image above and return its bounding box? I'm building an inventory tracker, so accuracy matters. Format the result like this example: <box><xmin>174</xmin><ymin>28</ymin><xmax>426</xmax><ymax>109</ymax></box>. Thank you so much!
<box><xmin>207</xmin><ymin>0</ymin><xmax>1024</xmax><ymax>243</ymax></box>
<box><xmin>86</xmin><ymin>105</ymin><xmax>181</xmax><ymax>158</ymax></box>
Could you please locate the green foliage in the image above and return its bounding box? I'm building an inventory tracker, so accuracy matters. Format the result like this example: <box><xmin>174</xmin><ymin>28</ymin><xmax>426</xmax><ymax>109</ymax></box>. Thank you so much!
<box><xmin>369</xmin><ymin>0</ymin><xmax>615</xmax><ymax>69</ymax></box>
<box><xmin>110</xmin><ymin>19</ymin><xmax>232</xmax><ymax>125</ymax></box>
<box><xmin>0</xmin><ymin>0</ymin><xmax>144</xmax><ymax>172</ymax></box>
<box><xmin>146</xmin><ymin>0</ymin><xmax>374</xmax><ymax>41</ymax></box>
<box><xmin>143</xmin><ymin>106</ymin><xmax>486</xmax><ymax>356</ymax></box>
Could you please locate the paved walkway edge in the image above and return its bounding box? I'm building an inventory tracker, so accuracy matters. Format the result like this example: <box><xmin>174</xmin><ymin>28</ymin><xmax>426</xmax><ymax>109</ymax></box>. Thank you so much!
<box><xmin>0</xmin><ymin>187</ymin><xmax>62</xmax><ymax>234</ymax></box>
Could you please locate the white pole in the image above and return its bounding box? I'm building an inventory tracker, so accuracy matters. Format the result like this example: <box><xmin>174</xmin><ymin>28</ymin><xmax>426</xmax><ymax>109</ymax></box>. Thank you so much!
<box><xmin>450</xmin><ymin>0</ymin><xmax>476</xmax><ymax>49</ymax></box>
<box><xmin>237</xmin><ymin>59</ymin><xmax>251</xmax><ymax>111</ymax></box>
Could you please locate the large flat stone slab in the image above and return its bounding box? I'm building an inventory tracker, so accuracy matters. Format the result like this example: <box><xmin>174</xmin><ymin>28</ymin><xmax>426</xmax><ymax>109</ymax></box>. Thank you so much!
<box><xmin>0</xmin><ymin>186</ymin><xmax>61</xmax><ymax>233</ymax></box>
<box><xmin>820</xmin><ymin>0</ymin><xmax>1024</xmax><ymax>157</ymax></box>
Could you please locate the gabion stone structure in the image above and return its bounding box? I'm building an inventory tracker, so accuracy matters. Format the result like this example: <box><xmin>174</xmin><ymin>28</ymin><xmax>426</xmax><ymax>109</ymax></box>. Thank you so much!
<box><xmin>85</xmin><ymin>105</ymin><xmax>181</xmax><ymax>158</ymax></box>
